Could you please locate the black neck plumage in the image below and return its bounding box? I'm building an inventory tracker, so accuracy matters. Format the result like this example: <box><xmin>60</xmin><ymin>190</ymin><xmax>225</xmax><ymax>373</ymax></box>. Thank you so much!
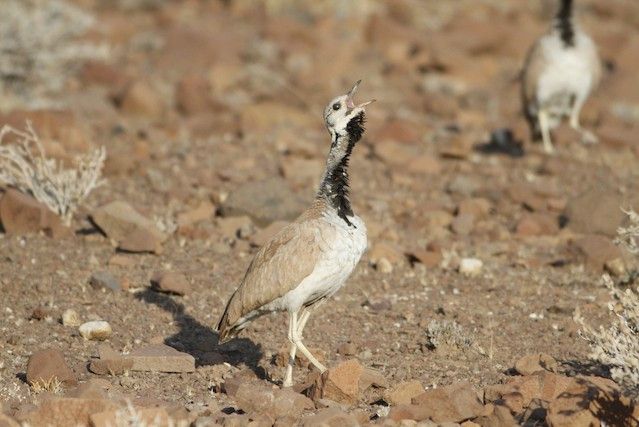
<box><xmin>556</xmin><ymin>0</ymin><xmax>575</xmax><ymax>47</ymax></box>
<box><xmin>318</xmin><ymin>112</ymin><xmax>365</xmax><ymax>227</ymax></box>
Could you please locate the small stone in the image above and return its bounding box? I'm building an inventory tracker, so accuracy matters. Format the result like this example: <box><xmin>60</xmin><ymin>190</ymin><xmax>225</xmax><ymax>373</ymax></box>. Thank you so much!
<box><xmin>516</xmin><ymin>213</ymin><xmax>559</xmax><ymax>237</ymax></box>
<box><xmin>309</xmin><ymin>359</ymin><xmax>363</xmax><ymax>405</ymax></box>
<box><xmin>384</xmin><ymin>380</ymin><xmax>426</xmax><ymax>406</ymax></box>
<box><xmin>604</xmin><ymin>257</ymin><xmax>627</xmax><ymax>277</ymax></box>
<box><xmin>128</xmin><ymin>344</ymin><xmax>195</xmax><ymax>373</ymax></box>
<box><xmin>89</xmin><ymin>271</ymin><xmax>121</xmax><ymax>292</ymax></box>
<box><xmin>118</xmin><ymin>79</ymin><xmax>165</xmax><ymax>119</ymax></box>
<box><xmin>235</xmin><ymin>382</ymin><xmax>313</xmax><ymax>419</ymax></box>
<box><xmin>91</xmin><ymin>201</ymin><xmax>167</xmax><ymax>254</ymax></box>
<box><xmin>216</xmin><ymin>215</ymin><xmax>255</xmax><ymax>240</ymax></box>
<box><xmin>572</xmin><ymin>234</ymin><xmax>622</xmax><ymax>271</ymax></box>
<box><xmin>61</xmin><ymin>309</ymin><xmax>81</xmax><ymax>327</ymax></box>
<box><xmin>451</xmin><ymin>213</ymin><xmax>475</xmax><ymax>236</ymax></box>
<box><xmin>26</xmin><ymin>349</ymin><xmax>77</xmax><ymax>388</ymax></box>
<box><xmin>564</xmin><ymin>184</ymin><xmax>631</xmax><ymax>237</ymax></box>
<box><xmin>408</xmin><ymin>249</ymin><xmax>442</xmax><ymax>268</ymax></box>
<box><xmin>79</xmin><ymin>321</ymin><xmax>112</xmax><ymax>341</ymax></box>
<box><xmin>150</xmin><ymin>271</ymin><xmax>190</xmax><ymax>296</ymax></box>
<box><xmin>221</xmin><ymin>178</ymin><xmax>306</xmax><ymax>227</ymax></box>
<box><xmin>337</xmin><ymin>343</ymin><xmax>357</xmax><ymax>356</ymax></box>
<box><xmin>459</xmin><ymin>258</ymin><xmax>483</xmax><ymax>277</ymax></box>
<box><xmin>457</xmin><ymin>198</ymin><xmax>492</xmax><ymax>218</ymax></box>
<box><xmin>0</xmin><ymin>189</ymin><xmax>68</xmax><ymax>238</ymax></box>
<box><xmin>369</xmin><ymin>242</ymin><xmax>405</xmax><ymax>272</ymax></box>
<box><xmin>89</xmin><ymin>345</ymin><xmax>133</xmax><ymax>376</ymax></box>
<box><xmin>406</xmin><ymin>155</ymin><xmax>442</xmax><ymax>175</ymax></box>
<box><xmin>359</xmin><ymin>368</ymin><xmax>389</xmax><ymax>391</ymax></box>
<box><xmin>514</xmin><ymin>353</ymin><xmax>558</xmax><ymax>376</ymax></box>
<box><xmin>175</xmin><ymin>74</ymin><xmax>213</xmax><ymax>116</ymax></box>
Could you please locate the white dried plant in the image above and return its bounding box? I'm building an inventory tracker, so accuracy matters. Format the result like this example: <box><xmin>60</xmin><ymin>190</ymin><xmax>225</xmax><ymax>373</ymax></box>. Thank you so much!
<box><xmin>0</xmin><ymin>0</ymin><xmax>109</xmax><ymax>108</ymax></box>
<box><xmin>576</xmin><ymin>209</ymin><xmax>639</xmax><ymax>398</ymax></box>
<box><xmin>111</xmin><ymin>401</ymin><xmax>184</xmax><ymax>427</ymax></box>
<box><xmin>0</xmin><ymin>123</ymin><xmax>106</xmax><ymax>226</ymax></box>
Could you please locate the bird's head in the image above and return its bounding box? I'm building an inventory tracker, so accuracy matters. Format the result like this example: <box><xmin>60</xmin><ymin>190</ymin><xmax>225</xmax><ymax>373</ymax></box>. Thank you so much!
<box><xmin>323</xmin><ymin>80</ymin><xmax>375</xmax><ymax>143</ymax></box>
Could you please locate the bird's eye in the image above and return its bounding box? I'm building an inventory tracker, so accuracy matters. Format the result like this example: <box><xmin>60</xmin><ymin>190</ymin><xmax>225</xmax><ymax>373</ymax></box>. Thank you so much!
<box><xmin>332</xmin><ymin>103</ymin><xmax>341</xmax><ymax>111</ymax></box>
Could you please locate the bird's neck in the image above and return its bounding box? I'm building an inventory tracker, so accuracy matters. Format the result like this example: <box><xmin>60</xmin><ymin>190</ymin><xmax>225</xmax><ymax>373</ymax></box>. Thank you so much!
<box><xmin>317</xmin><ymin>112</ymin><xmax>365</xmax><ymax>226</ymax></box>
<box><xmin>555</xmin><ymin>0</ymin><xmax>575</xmax><ymax>47</ymax></box>
<box><xmin>318</xmin><ymin>130</ymin><xmax>355</xmax><ymax>226</ymax></box>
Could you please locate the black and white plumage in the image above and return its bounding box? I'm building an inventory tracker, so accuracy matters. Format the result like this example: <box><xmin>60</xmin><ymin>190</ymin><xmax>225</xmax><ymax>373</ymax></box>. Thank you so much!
<box><xmin>217</xmin><ymin>81</ymin><xmax>374</xmax><ymax>387</ymax></box>
<box><xmin>521</xmin><ymin>0</ymin><xmax>601</xmax><ymax>153</ymax></box>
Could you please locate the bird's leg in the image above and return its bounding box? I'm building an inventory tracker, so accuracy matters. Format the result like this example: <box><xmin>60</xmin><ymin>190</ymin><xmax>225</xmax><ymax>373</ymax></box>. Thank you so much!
<box><xmin>538</xmin><ymin>110</ymin><xmax>554</xmax><ymax>154</ymax></box>
<box><xmin>283</xmin><ymin>311</ymin><xmax>298</xmax><ymax>387</ymax></box>
<box><xmin>290</xmin><ymin>310</ymin><xmax>326</xmax><ymax>373</ymax></box>
<box><xmin>296</xmin><ymin>309</ymin><xmax>311</xmax><ymax>338</ymax></box>
<box><xmin>569</xmin><ymin>101</ymin><xmax>598</xmax><ymax>145</ymax></box>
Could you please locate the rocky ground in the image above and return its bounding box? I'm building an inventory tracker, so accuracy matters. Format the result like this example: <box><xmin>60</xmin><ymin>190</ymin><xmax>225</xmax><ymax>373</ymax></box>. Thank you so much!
<box><xmin>1</xmin><ymin>0</ymin><xmax>639</xmax><ymax>426</ymax></box>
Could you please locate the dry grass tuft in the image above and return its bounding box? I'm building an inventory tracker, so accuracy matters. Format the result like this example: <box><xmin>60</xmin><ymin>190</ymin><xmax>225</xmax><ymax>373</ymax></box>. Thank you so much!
<box><xmin>0</xmin><ymin>0</ymin><xmax>108</xmax><ymax>109</ymax></box>
<box><xmin>576</xmin><ymin>209</ymin><xmax>639</xmax><ymax>398</ymax></box>
<box><xmin>29</xmin><ymin>377</ymin><xmax>63</xmax><ymax>394</ymax></box>
<box><xmin>0</xmin><ymin>123</ymin><xmax>106</xmax><ymax>226</ymax></box>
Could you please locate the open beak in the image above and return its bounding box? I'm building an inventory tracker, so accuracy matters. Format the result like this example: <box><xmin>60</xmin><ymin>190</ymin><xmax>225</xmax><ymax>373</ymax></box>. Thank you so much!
<box><xmin>346</xmin><ymin>80</ymin><xmax>376</xmax><ymax>110</ymax></box>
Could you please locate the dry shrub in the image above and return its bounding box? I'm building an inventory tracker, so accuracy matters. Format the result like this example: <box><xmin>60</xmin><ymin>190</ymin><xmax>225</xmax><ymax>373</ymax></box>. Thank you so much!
<box><xmin>576</xmin><ymin>210</ymin><xmax>639</xmax><ymax>398</ymax></box>
<box><xmin>0</xmin><ymin>123</ymin><xmax>106</xmax><ymax>226</ymax></box>
<box><xmin>0</xmin><ymin>0</ymin><xmax>108</xmax><ymax>108</ymax></box>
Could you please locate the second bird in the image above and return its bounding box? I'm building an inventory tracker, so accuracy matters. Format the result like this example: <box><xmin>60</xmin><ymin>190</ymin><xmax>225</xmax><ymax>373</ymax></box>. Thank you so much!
<box><xmin>217</xmin><ymin>81</ymin><xmax>374</xmax><ymax>387</ymax></box>
<box><xmin>521</xmin><ymin>0</ymin><xmax>601</xmax><ymax>153</ymax></box>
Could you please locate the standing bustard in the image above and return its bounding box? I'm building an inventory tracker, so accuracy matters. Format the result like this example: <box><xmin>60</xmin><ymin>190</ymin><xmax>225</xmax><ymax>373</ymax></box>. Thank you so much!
<box><xmin>522</xmin><ymin>0</ymin><xmax>601</xmax><ymax>153</ymax></box>
<box><xmin>217</xmin><ymin>81</ymin><xmax>374</xmax><ymax>387</ymax></box>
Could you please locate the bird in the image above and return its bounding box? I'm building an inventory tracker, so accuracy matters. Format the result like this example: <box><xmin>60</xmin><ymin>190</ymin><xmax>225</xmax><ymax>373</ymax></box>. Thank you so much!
<box><xmin>521</xmin><ymin>0</ymin><xmax>601</xmax><ymax>153</ymax></box>
<box><xmin>217</xmin><ymin>81</ymin><xmax>374</xmax><ymax>387</ymax></box>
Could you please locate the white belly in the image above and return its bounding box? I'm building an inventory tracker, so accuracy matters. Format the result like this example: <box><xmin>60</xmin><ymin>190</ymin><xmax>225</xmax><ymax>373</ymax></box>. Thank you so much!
<box><xmin>276</xmin><ymin>212</ymin><xmax>367</xmax><ymax>312</ymax></box>
<box><xmin>536</xmin><ymin>33</ymin><xmax>597</xmax><ymax>112</ymax></box>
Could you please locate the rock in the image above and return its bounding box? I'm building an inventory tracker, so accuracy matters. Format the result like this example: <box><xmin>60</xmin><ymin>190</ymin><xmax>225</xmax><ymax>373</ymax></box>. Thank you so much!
<box><xmin>408</xmin><ymin>249</ymin><xmax>442</xmax><ymax>268</ymax></box>
<box><xmin>26</xmin><ymin>349</ymin><xmax>77</xmax><ymax>388</ymax></box>
<box><xmin>473</xmin><ymin>404</ymin><xmax>518</xmax><ymax>427</ymax></box>
<box><xmin>65</xmin><ymin>379</ymin><xmax>110</xmax><ymax>400</ymax></box>
<box><xmin>61</xmin><ymin>309</ymin><xmax>81</xmax><ymax>327</ymax></box>
<box><xmin>410</xmin><ymin>382</ymin><xmax>485</xmax><ymax>423</ymax></box>
<box><xmin>117</xmin><ymin>80</ymin><xmax>165</xmax><ymax>119</ymax></box>
<box><xmin>175</xmin><ymin>74</ymin><xmax>213</xmax><ymax>116</ymax></box>
<box><xmin>0</xmin><ymin>189</ymin><xmax>68</xmax><ymax>238</ymax></box>
<box><xmin>301</xmin><ymin>407</ymin><xmax>360</xmax><ymax>426</ymax></box>
<box><xmin>216</xmin><ymin>215</ymin><xmax>254</xmax><ymax>240</ymax></box>
<box><xmin>572</xmin><ymin>234</ymin><xmax>622</xmax><ymax>271</ymax></box>
<box><xmin>369</xmin><ymin>242</ymin><xmax>405</xmax><ymax>273</ymax></box>
<box><xmin>564</xmin><ymin>184</ymin><xmax>631</xmax><ymax>237</ymax></box>
<box><xmin>447</xmin><ymin>176</ymin><xmax>479</xmax><ymax>197</ymax></box>
<box><xmin>451</xmin><ymin>213</ymin><xmax>475</xmax><ymax>236</ymax></box>
<box><xmin>359</xmin><ymin>368</ymin><xmax>389</xmax><ymax>391</ymax></box>
<box><xmin>91</xmin><ymin>201</ymin><xmax>167</xmax><ymax>254</ymax></box>
<box><xmin>457</xmin><ymin>198</ymin><xmax>492</xmax><ymax>219</ymax></box>
<box><xmin>250</xmin><ymin>220</ymin><xmax>289</xmax><ymax>246</ymax></box>
<box><xmin>128</xmin><ymin>344</ymin><xmax>195</xmax><ymax>373</ymax></box>
<box><xmin>150</xmin><ymin>271</ymin><xmax>190</xmax><ymax>296</ymax></box>
<box><xmin>240</xmin><ymin>102</ymin><xmax>316</xmax><ymax>134</ymax></box>
<box><xmin>0</xmin><ymin>413</ymin><xmax>19</xmax><ymax>427</ymax></box>
<box><xmin>407</xmin><ymin>155</ymin><xmax>442</xmax><ymax>175</ymax></box>
<box><xmin>19</xmin><ymin>398</ymin><xmax>119</xmax><ymax>427</ymax></box>
<box><xmin>221</xmin><ymin>178</ymin><xmax>306</xmax><ymax>227</ymax></box>
<box><xmin>89</xmin><ymin>346</ymin><xmax>133</xmax><ymax>376</ymax></box>
<box><xmin>235</xmin><ymin>382</ymin><xmax>313</xmax><ymax>420</ymax></box>
<box><xmin>176</xmin><ymin>201</ymin><xmax>215</xmax><ymax>228</ymax></box>
<box><xmin>91</xmin><ymin>407</ymin><xmax>170</xmax><ymax>427</ymax></box>
<box><xmin>79</xmin><ymin>321</ymin><xmax>112</xmax><ymax>341</ymax></box>
<box><xmin>516</xmin><ymin>213</ymin><xmax>559</xmax><ymax>237</ymax></box>
<box><xmin>605</xmin><ymin>257</ymin><xmax>627</xmax><ymax>277</ymax></box>
<box><xmin>514</xmin><ymin>353</ymin><xmax>558</xmax><ymax>376</ymax></box>
<box><xmin>459</xmin><ymin>258</ymin><xmax>483</xmax><ymax>277</ymax></box>
<box><xmin>309</xmin><ymin>359</ymin><xmax>363</xmax><ymax>405</ymax></box>
<box><xmin>384</xmin><ymin>380</ymin><xmax>426</xmax><ymax>406</ymax></box>
<box><xmin>89</xmin><ymin>271</ymin><xmax>121</xmax><ymax>292</ymax></box>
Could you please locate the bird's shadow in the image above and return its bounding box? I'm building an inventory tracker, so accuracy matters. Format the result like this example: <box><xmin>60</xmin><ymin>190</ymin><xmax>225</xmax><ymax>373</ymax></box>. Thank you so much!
<box><xmin>135</xmin><ymin>288</ymin><xmax>267</xmax><ymax>380</ymax></box>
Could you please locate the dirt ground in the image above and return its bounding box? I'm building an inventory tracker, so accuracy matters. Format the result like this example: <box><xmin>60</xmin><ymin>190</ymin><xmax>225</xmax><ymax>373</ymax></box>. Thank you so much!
<box><xmin>1</xmin><ymin>0</ymin><xmax>639</xmax><ymax>425</ymax></box>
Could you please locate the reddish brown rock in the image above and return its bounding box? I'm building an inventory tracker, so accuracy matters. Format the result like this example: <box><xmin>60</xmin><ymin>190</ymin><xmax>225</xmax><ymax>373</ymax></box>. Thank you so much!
<box><xmin>572</xmin><ymin>234</ymin><xmax>623</xmax><ymax>271</ymax></box>
<box><xmin>301</xmin><ymin>407</ymin><xmax>359</xmax><ymax>426</ymax></box>
<box><xmin>117</xmin><ymin>80</ymin><xmax>165</xmax><ymax>119</ymax></box>
<box><xmin>0</xmin><ymin>189</ymin><xmax>68</xmax><ymax>238</ymax></box>
<box><xmin>407</xmin><ymin>155</ymin><xmax>442</xmax><ymax>175</ymax></box>
<box><xmin>19</xmin><ymin>398</ymin><xmax>119</xmax><ymax>427</ymax></box>
<box><xmin>176</xmin><ymin>201</ymin><xmax>215</xmax><ymax>228</ymax></box>
<box><xmin>235</xmin><ymin>382</ymin><xmax>313</xmax><ymax>420</ymax></box>
<box><xmin>514</xmin><ymin>353</ymin><xmax>558</xmax><ymax>376</ymax></box>
<box><xmin>564</xmin><ymin>184</ymin><xmax>630</xmax><ymax>237</ymax></box>
<box><xmin>359</xmin><ymin>368</ymin><xmax>389</xmax><ymax>392</ymax></box>
<box><xmin>473</xmin><ymin>404</ymin><xmax>518</xmax><ymax>427</ymax></box>
<box><xmin>26</xmin><ymin>349</ymin><xmax>77</xmax><ymax>388</ymax></box>
<box><xmin>128</xmin><ymin>344</ymin><xmax>195</xmax><ymax>373</ymax></box>
<box><xmin>309</xmin><ymin>359</ymin><xmax>363</xmax><ymax>405</ymax></box>
<box><xmin>458</xmin><ymin>198</ymin><xmax>492</xmax><ymax>219</ymax></box>
<box><xmin>410</xmin><ymin>382</ymin><xmax>485</xmax><ymax>423</ymax></box>
<box><xmin>150</xmin><ymin>271</ymin><xmax>191</xmax><ymax>296</ymax></box>
<box><xmin>384</xmin><ymin>380</ymin><xmax>425</xmax><ymax>406</ymax></box>
<box><xmin>408</xmin><ymin>249</ymin><xmax>442</xmax><ymax>268</ymax></box>
<box><xmin>516</xmin><ymin>213</ymin><xmax>559</xmax><ymax>237</ymax></box>
<box><xmin>91</xmin><ymin>201</ymin><xmax>167</xmax><ymax>254</ymax></box>
<box><xmin>175</xmin><ymin>74</ymin><xmax>213</xmax><ymax>116</ymax></box>
<box><xmin>451</xmin><ymin>213</ymin><xmax>476</xmax><ymax>236</ymax></box>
